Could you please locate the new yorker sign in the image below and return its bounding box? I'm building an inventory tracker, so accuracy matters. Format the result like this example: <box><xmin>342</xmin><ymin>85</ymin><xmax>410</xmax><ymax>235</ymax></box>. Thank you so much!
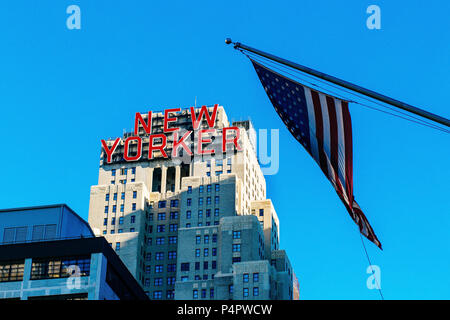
<box><xmin>101</xmin><ymin>105</ymin><xmax>242</xmax><ymax>163</ymax></box>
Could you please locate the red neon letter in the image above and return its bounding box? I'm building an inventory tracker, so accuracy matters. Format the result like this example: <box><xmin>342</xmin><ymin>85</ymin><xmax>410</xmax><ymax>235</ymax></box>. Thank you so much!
<box><xmin>190</xmin><ymin>104</ymin><xmax>218</xmax><ymax>130</ymax></box>
<box><xmin>222</xmin><ymin>127</ymin><xmax>242</xmax><ymax>152</ymax></box>
<box><xmin>134</xmin><ymin>111</ymin><xmax>152</xmax><ymax>135</ymax></box>
<box><xmin>148</xmin><ymin>134</ymin><xmax>168</xmax><ymax>159</ymax></box>
<box><xmin>197</xmin><ymin>129</ymin><xmax>216</xmax><ymax>155</ymax></box>
<box><xmin>172</xmin><ymin>131</ymin><xmax>193</xmax><ymax>157</ymax></box>
<box><xmin>123</xmin><ymin>136</ymin><xmax>142</xmax><ymax>161</ymax></box>
<box><xmin>164</xmin><ymin>108</ymin><xmax>181</xmax><ymax>133</ymax></box>
<box><xmin>101</xmin><ymin>138</ymin><xmax>121</xmax><ymax>163</ymax></box>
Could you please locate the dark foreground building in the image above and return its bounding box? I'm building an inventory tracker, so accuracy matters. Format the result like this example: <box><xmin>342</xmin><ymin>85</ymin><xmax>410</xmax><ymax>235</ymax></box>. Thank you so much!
<box><xmin>0</xmin><ymin>204</ymin><xmax>148</xmax><ymax>300</ymax></box>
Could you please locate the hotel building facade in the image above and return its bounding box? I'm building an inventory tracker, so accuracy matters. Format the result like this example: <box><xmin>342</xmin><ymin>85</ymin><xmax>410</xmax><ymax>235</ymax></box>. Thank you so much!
<box><xmin>88</xmin><ymin>106</ymin><xmax>298</xmax><ymax>300</ymax></box>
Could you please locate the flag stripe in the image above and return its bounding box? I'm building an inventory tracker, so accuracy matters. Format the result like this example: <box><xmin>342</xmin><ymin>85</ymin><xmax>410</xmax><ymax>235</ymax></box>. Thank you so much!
<box><xmin>311</xmin><ymin>90</ymin><xmax>329</xmax><ymax>176</ymax></box>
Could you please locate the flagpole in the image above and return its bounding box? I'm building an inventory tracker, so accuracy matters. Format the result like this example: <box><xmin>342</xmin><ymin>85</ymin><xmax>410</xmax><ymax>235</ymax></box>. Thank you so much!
<box><xmin>225</xmin><ymin>38</ymin><xmax>450</xmax><ymax>128</ymax></box>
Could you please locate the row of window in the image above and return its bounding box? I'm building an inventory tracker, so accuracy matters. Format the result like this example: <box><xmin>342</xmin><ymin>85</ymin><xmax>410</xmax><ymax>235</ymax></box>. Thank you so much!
<box><xmin>150</xmin><ymin>290</ymin><xmax>174</xmax><ymax>300</ymax></box>
<box><xmin>195</xmin><ymin>234</ymin><xmax>217</xmax><ymax>244</ymax></box>
<box><xmin>186</xmin><ymin>197</ymin><xmax>220</xmax><ymax>206</ymax></box>
<box><xmin>103</xmin><ymin>228</ymin><xmax>135</xmax><ymax>235</ymax></box>
<box><xmin>157</xmin><ymin>200</ymin><xmax>179</xmax><ymax>208</ymax></box>
<box><xmin>146</xmin><ymin>236</ymin><xmax>178</xmax><ymax>245</ymax></box>
<box><xmin>111</xmin><ymin>167</ymin><xmax>136</xmax><ymax>176</ymax></box>
<box><xmin>103</xmin><ymin>216</ymin><xmax>135</xmax><ymax>226</ymax></box>
<box><xmin>195</xmin><ymin>248</ymin><xmax>218</xmax><ymax>257</ymax></box>
<box><xmin>192</xmin><ymin>288</ymin><xmax>215</xmax><ymax>299</ymax></box>
<box><xmin>106</xmin><ymin>191</ymin><xmax>137</xmax><ymax>202</ymax></box>
<box><xmin>180</xmin><ymin>261</ymin><xmax>217</xmax><ymax>272</ymax></box>
<box><xmin>186</xmin><ymin>208</ymin><xmax>220</xmax><ymax>219</ymax></box>
<box><xmin>144</xmin><ymin>276</ymin><xmax>176</xmax><ymax>287</ymax></box>
<box><xmin>0</xmin><ymin>256</ymin><xmax>90</xmax><ymax>283</ymax></box>
<box><xmin>147</xmin><ymin>224</ymin><xmax>178</xmax><ymax>233</ymax></box>
<box><xmin>145</xmin><ymin>251</ymin><xmax>177</xmax><ymax>261</ymax></box>
<box><xmin>148</xmin><ymin>212</ymin><xmax>179</xmax><ymax>221</ymax></box>
<box><xmin>104</xmin><ymin>203</ymin><xmax>137</xmax><ymax>214</ymax></box>
<box><xmin>187</xmin><ymin>184</ymin><xmax>220</xmax><ymax>194</ymax></box>
<box><xmin>185</xmin><ymin>221</ymin><xmax>219</xmax><ymax>228</ymax></box>
<box><xmin>145</xmin><ymin>264</ymin><xmax>177</xmax><ymax>273</ymax></box>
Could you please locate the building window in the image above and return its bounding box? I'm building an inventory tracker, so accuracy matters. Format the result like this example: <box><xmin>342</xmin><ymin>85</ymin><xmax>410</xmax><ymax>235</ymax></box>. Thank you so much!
<box><xmin>212</xmin><ymin>248</ymin><xmax>217</xmax><ymax>256</ymax></box>
<box><xmin>145</xmin><ymin>266</ymin><xmax>151</xmax><ymax>274</ymax></box>
<box><xmin>186</xmin><ymin>211</ymin><xmax>191</xmax><ymax>219</ymax></box>
<box><xmin>158</xmin><ymin>213</ymin><xmax>166</xmax><ymax>220</ymax></box>
<box><xmin>181</xmin><ymin>276</ymin><xmax>188</xmax><ymax>282</ymax></box>
<box><xmin>198</xmin><ymin>210</ymin><xmax>203</xmax><ymax>218</ymax></box>
<box><xmin>186</xmin><ymin>223</ymin><xmax>191</xmax><ymax>228</ymax></box>
<box><xmin>170</xmin><ymin>212</ymin><xmax>178</xmax><ymax>219</ymax></box>
<box><xmin>210</xmin><ymin>288</ymin><xmax>214</xmax><ymax>298</ymax></box>
<box><xmin>166</xmin><ymin>290</ymin><xmax>174</xmax><ymax>299</ymax></box>
<box><xmin>154</xmin><ymin>278</ymin><xmax>163</xmax><ymax>286</ymax></box>
<box><xmin>133</xmin><ymin>191</ymin><xmax>137</xmax><ymax>199</ymax></box>
<box><xmin>212</xmin><ymin>234</ymin><xmax>217</xmax><ymax>243</ymax></box>
<box><xmin>195</xmin><ymin>275</ymin><xmax>201</xmax><ymax>280</ymax></box>
<box><xmin>131</xmin><ymin>215</ymin><xmax>136</xmax><ymax>223</ymax></box>
<box><xmin>111</xmin><ymin>169</ymin><xmax>116</xmax><ymax>176</ymax></box>
<box><xmin>156</xmin><ymin>237</ymin><xmax>164</xmax><ymax>245</ymax></box>
<box><xmin>169</xmin><ymin>224</ymin><xmax>178</xmax><ymax>232</ymax></box>
<box><xmin>199</xmin><ymin>185</ymin><xmax>204</xmax><ymax>193</ymax></box>
<box><xmin>204</xmin><ymin>235</ymin><xmax>209</xmax><ymax>244</ymax></box>
<box><xmin>195</xmin><ymin>262</ymin><xmax>200</xmax><ymax>270</ymax></box>
<box><xmin>132</xmin><ymin>203</ymin><xmax>136</xmax><ymax>211</ymax></box>
<box><xmin>105</xmin><ymin>194</ymin><xmax>110</xmax><ymax>201</ymax></box>
<box><xmin>195</xmin><ymin>249</ymin><xmax>200</xmax><ymax>257</ymax></box>
<box><xmin>206</xmin><ymin>209</ymin><xmax>211</xmax><ymax>217</ymax></box>
<box><xmin>110</xmin><ymin>230</ymin><xmax>115</xmax><ymax>234</ymax></box>
<box><xmin>215</xmin><ymin>196</ymin><xmax>219</xmax><ymax>204</ymax></box>
<box><xmin>187</xmin><ymin>186</ymin><xmax>192</xmax><ymax>194</ymax></box>
<box><xmin>119</xmin><ymin>217</ymin><xmax>124</xmax><ymax>225</ymax></box>
<box><xmin>187</xmin><ymin>198</ymin><xmax>192</xmax><ymax>206</ymax></box>
<box><xmin>229</xmin><ymin>285</ymin><xmax>233</xmax><ymax>294</ymax></box>
<box><xmin>113</xmin><ymin>193</ymin><xmax>117</xmax><ymax>200</ymax></box>
<box><xmin>158</xmin><ymin>201</ymin><xmax>166</xmax><ymax>208</ymax></box>
<box><xmin>206</xmin><ymin>172</ymin><xmax>210</xmax><ymax>177</ymax></box>
<box><xmin>112</xmin><ymin>205</ymin><xmax>116</xmax><ymax>213</ymax></box>
<box><xmin>155</xmin><ymin>252</ymin><xmax>164</xmax><ymax>260</ymax></box>
<box><xmin>253</xmin><ymin>287</ymin><xmax>259</xmax><ymax>296</ymax></box>
<box><xmin>207</xmin><ymin>184</ymin><xmax>211</xmax><ymax>192</ymax></box>
<box><xmin>193</xmin><ymin>290</ymin><xmax>198</xmax><ymax>299</ymax></box>
<box><xmin>115</xmin><ymin>242</ymin><xmax>120</xmax><ymax>251</ymax></box>
<box><xmin>198</xmin><ymin>198</ymin><xmax>203</xmax><ymax>205</ymax></box>
<box><xmin>233</xmin><ymin>231</ymin><xmax>241</xmax><ymax>239</ymax></box>
<box><xmin>243</xmin><ymin>273</ymin><xmax>249</xmax><ymax>283</ymax></box>
<box><xmin>215</xmin><ymin>184</ymin><xmax>220</xmax><ymax>192</ymax></box>
<box><xmin>259</xmin><ymin>209</ymin><xmax>264</xmax><ymax>216</ymax></box>
<box><xmin>146</xmin><ymin>253</ymin><xmax>151</xmax><ymax>261</ymax></box>
<box><xmin>243</xmin><ymin>288</ymin><xmax>249</xmax><ymax>298</ymax></box>
<box><xmin>0</xmin><ymin>260</ymin><xmax>25</xmax><ymax>282</ymax></box>
<box><xmin>103</xmin><ymin>218</ymin><xmax>107</xmax><ymax>226</ymax></box>
<box><xmin>168</xmin><ymin>251</ymin><xmax>176</xmax><ymax>259</ymax></box>
<box><xmin>111</xmin><ymin>218</ymin><xmax>117</xmax><ymax>226</ymax></box>
<box><xmin>253</xmin><ymin>273</ymin><xmax>259</xmax><ymax>282</ymax></box>
<box><xmin>120</xmin><ymin>204</ymin><xmax>124</xmax><ymax>212</ymax></box>
<box><xmin>203</xmin><ymin>261</ymin><xmax>208</xmax><ymax>270</ymax></box>
<box><xmin>201</xmin><ymin>289</ymin><xmax>206</xmax><ymax>299</ymax></box>
<box><xmin>214</xmin><ymin>208</ymin><xmax>219</xmax><ymax>216</ymax></box>
<box><xmin>157</xmin><ymin>225</ymin><xmax>165</xmax><ymax>233</ymax></box>
<box><xmin>30</xmin><ymin>256</ymin><xmax>90</xmax><ymax>280</ymax></box>
<box><xmin>104</xmin><ymin>206</ymin><xmax>109</xmax><ymax>214</ymax></box>
<box><xmin>181</xmin><ymin>263</ymin><xmax>190</xmax><ymax>271</ymax></box>
<box><xmin>153</xmin><ymin>291</ymin><xmax>162</xmax><ymax>300</ymax></box>
<box><xmin>212</xmin><ymin>261</ymin><xmax>217</xmax><ymax>269</ymax></box>
<box><xmin>167</xmin><ymin>277</ymin><xmax>176</xmax><ymax>285</ymax></box>
<box><xmin>155</xmin><ymin>265</ymin><xmax>163</xmax><ymax>273</ymax></box>
<box><xmin>206</xmin><ymin>197</ymin><xmax>211</xmax><ymax>205</ymax></box>
<box><xmin>167</xmin><ymin>264</ymin><xmax>176</xmax><ymax>272</ymax></box>
<box><xmin>168</xmin><ymin>236</ymin><xmax>177</xmax><ymax>244</ymax></box>
<box><xmin>204</xmin><ymin>248</ymin><xmax>209</xmax><ymax>257</ymax></box>
<box><xmin>196</xmin><ymin>236</ymin><xmax>201</xmax><ymax>244</ymax></box>
<box><xmin>232</xmin><ymin>257</ymin><xmax>241</xmax><ymax>263</ymax></box>
<box><xmin>131</xmin><ymin>167</ymin><xmax>136</xmax><ymax>174</ymax></box>
<box><xmin>170</xmin><ymin>200</ymin><xmax>179</xmax><ymax>207</ymax></box>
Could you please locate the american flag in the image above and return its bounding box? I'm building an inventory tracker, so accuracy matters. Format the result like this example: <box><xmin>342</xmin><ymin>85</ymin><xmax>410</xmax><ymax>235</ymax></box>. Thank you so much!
<box><xmin>251</xmin><ymin>59</ymin><xmax>382</xmax><ymax>249</ymax></box>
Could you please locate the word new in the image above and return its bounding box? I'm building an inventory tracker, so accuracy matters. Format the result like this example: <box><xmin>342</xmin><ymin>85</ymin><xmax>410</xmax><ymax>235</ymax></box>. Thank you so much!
<box><xmin>101</xmin><ymin>105</ymin><xmax>242</xmax><ymax>163</ymax></box>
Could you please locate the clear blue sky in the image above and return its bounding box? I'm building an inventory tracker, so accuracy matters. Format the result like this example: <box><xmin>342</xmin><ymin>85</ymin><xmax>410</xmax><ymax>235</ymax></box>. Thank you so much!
<box><xmin>0</xmin><ymin>0</ymin><xmax>448</xmax><ymax>299</ymax></box>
